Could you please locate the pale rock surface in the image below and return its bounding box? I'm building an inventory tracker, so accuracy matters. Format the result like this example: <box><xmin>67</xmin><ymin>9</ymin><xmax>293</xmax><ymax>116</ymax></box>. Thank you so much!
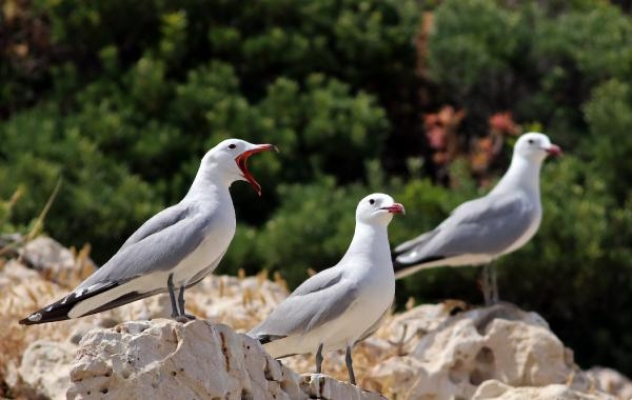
<box><xmin>3</xmin><ymin>253</ymin><xmax>286</xmax><ymax>398</ymax></box>
<box><xmin>0</xmin><ymin>258</ymin><xmax>43</xmax><ymax>291</ymax></box>
<box><xmin>4</xmin><ymin>239</ymin><xmax>632</xmax><ymax>400</ymax></box>
<box><xmin>67</xmin><ymin>319</ymin><xmax>385</xmax><ymax>400</ymax></box>
<box><xmin>588</xmin><ymin>367</ymin><xmax>632</xmax><ymax>400</ymax></box>
<box><xmin>299</xmin><ymin>374</ymin><xmax>384</xmax><ymax>400</ymax></box>
<box><xmin>378</xmin><ymin>300</ymin><xmax>469</xmax><ymax>356</ymax></box>
<box><xmin>179</xmin><ymin>273</ymin><xmax>290</xmax><ymax>332</ymax></box>
<box><xmin>473</xmin><ymin>380</ymin><xmax>616</xmax><ymax>400</ymax></box>
<box><xmin>365</xmin><ymin>303</ymin><xmax>594</xmax><ymax>400</ymax></box>
<box><xmin>18</xmin><ymin>237</ymin><xmax>96</xmax><ymax>284</ymax></box>
<box><xmin>18</xmin><ymin>340</ymin><xmax>76</xmax><ymax>400</ymax></box>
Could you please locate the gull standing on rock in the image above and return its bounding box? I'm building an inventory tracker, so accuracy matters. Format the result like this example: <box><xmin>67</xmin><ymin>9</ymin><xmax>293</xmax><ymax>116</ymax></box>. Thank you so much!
<box><xmin>249</xmin><ymin>193</ymin><xmax>405</xmax><ymax>385</ymax></box>
<box><xmin>393</xmin><ymin>132</ymin><xmax>561</xmax><ymax>305</ymax></box>
<box><xmin>20</xmin><ymin>139</ymin><xmax>277</xmax><ymax>325</ymax></box>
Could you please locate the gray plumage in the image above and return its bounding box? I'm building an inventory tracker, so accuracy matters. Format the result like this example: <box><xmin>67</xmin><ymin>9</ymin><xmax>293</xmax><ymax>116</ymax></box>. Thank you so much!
<box><xmin>393</xmin><ymin>133</ymin><xmax>561</xmax><ymax>302</ymax></box>
<box><xmin>249</xmin><ymin>193</ymin><xmax>405</xmax><ymax>384</ymax></box>
<box><xmin>20</xmin><ymin>139</ymin><xmax>276</xmax><ymax>325</ymax></box>
<box><xmin>252</xmin><ymin>268</ymin><xmax>359</xmax><ymax>350</ymax></box>
<box><xmin>395</xmin><ymin>192</ymin><xmax>539</xmax><ymax>267</ymax></box>
<box><xmin>77</xmin><ymin>203</ymin><xmax>214</xmax><ymax>291</ymax></box>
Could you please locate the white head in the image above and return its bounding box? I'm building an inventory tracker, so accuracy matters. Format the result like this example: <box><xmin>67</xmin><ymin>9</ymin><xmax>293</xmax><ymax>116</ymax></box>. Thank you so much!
<box><xmin>200</xmin><ymin>138</ymin><xmax>277</xmax><ymax>195</ymax></box>
<box><xmin>513</xmin><ymin>132</ymin><xmax>562</xmax><ymax>164</ymax></box>
<box><xmin>356</xmin><ymin>193</ymin><xmax>405</xmax><ymax>226</ymax></box>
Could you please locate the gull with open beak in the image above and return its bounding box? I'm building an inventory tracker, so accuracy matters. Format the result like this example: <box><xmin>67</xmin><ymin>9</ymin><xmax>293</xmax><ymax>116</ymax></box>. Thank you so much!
<box><xmin>21</xmin><ymin>139</ymin><xmax>277</xmax><ymax>325</ymax></box>
<box><xmin>393</xmin><ymin>132</ymin><xmax>561</xmax><ymax>305</ymax></box>
<box><xmin>249</xmin><ymin>193</ymin><xmax>405</xmax><ymax>385</ymax></box>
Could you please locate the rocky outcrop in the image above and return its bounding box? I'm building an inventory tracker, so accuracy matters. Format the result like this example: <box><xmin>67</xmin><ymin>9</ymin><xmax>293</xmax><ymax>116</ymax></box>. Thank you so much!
<box><xmin>4</xmin><ymin>238</ymin><xmax>632</xmax><ymax>399</ymax></box>
<box><xmin>364</xmin><ymin>303</ymin><xmax>598</xmax><ymax>399</ymax></box>
<box><xmin>473</xmin><ymin>380</ymin><xmax>615</xmax><ymax>400</ymax></box>
<box><xmin>18</xmin><ymin>340</ymin><xmax>76</xmax><ymax>400</ymax></box>
<box><xmin>66</xmin><ymin>319</ymin><xmax>384</xmax><ymax>400</ymax></box>
<box><xmin>18</xmin><ymin>236</ymin><xmax>96</xmax><ymax>285</ymax></box>
<box><xmin>588</xmin><ymin>367</ymin><xmax>632</xmax><ymax>400</ymax></box>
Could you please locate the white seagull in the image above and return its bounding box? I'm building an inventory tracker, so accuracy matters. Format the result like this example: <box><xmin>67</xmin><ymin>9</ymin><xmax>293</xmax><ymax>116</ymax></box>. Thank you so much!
<box><xmin>20</xmin><ymin>139</ymin><xmax>276</xmax><ymax>325</ymax></box>
<box><xmin>393</xmin><ymin>132</ymin><xmax>561</xmax><ymax>305</ymax></box>
<box><xmin>249</xmin><ymin>193</ymin><xmax>405</xmax><ymax>384</ymax></box>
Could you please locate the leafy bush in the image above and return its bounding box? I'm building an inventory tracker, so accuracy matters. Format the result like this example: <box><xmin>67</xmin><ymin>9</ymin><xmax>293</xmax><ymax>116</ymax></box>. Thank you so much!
<box><xmin>1</xmin><ymin>0</ymin><xmax>411</xmax><ymax>259</ymax></box>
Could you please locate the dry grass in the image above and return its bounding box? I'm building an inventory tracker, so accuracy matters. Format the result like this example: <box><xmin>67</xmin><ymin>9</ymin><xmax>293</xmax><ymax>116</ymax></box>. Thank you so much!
<box><xmin>0</xmin><ymin>243</ymin><xmax>463</xmax><ymax>399</ymax></box>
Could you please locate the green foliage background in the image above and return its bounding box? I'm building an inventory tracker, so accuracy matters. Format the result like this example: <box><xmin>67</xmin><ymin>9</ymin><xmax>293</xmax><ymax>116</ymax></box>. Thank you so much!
<box><xmin>2</xmin><ymin>0</ymin><xmax>632</xmax><ymax>375</ymax></box>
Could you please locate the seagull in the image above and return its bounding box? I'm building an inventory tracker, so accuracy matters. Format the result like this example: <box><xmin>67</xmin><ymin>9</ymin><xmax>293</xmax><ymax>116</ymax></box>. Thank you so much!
<box><xmin>20</xmin><ymin>139</ymin><xmax>276</xmax><ymax>325</ymax></box>
<box><xmin>248</xmin><ymin>193</ymin><xmax>405</xmax><ymax>385</ymax></box>
<box><xmin>393</xmin><ymin>132</ymin><xmax>561</xmax><ymax>305</ymax></box>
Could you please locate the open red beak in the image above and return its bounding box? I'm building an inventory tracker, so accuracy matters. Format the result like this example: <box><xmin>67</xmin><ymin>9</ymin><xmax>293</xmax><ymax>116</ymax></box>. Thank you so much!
<box><xmin>545</xmin><ymin>144</ymin><xmax>562</xmax><ymax>157</ymax></box>
<box><xmin>235</xmin><ymin>144</ymin><xmax>277</xmax><ymax>196</ymax></box>
<box><xmin>382</xmin><ymin>203</ymin><xmax>405</xmax><ymax>215</ymax></box>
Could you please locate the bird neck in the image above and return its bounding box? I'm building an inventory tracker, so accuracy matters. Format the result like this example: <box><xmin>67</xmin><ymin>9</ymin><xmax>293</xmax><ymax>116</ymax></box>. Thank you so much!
<box><xmin>490</xmin><ymin>155</ymin><xmax>542</xmax><ymax>198</ymax></box>
<box><xmin>185</xmin><ymin>162</ymin><xmax>233</xmax><ymax>202</ymax></box>
<box><xmin>340</xmin><ymin>222</ymin><xmax>391</xmax><ymax>268</ymax></box>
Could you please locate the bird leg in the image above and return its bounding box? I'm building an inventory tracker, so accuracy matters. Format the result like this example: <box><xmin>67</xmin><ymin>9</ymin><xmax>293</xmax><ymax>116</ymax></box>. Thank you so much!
<box><xmin>176</xmin><ymin>285</ymin><xmax>196</xmax><ymax>322</ymax></box>
<box><xmin>482</xmin><ymin>264</ymin><xmax>491</xmax><ymax>306</ymax></box>
<box><xmin>481</xmin><ymin>263</ymin><xmax>499</xmax><ymax>306</ymax></box>
<box><xmin>315</xmin><ymin>343</ymin><xmax>324</xmax><ymax>374</ymax></box>
<box><xmin>345</xmin><ymin>344</ymin><xmax>356</xmax><ymax>385</ymax></box>
<box><xmin>167</xmin><ymin>274</ymin><xmax>179</xmax><ymax>318</ymax></box>
<box><xmin>490</xmin><ymin>262</ymin><xmax>499</xmax><ymax>304</ymax></box>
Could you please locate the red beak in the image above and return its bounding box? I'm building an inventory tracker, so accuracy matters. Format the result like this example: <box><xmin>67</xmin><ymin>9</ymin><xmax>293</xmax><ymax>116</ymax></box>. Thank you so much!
<box><xmin>546</xmin><ymin>144</ymin><xmax>562</xmax><ymax>157</ymax></box>
<box><xmin>235</xmin><ymin>144</ymin><xmax>278</xmax><ymax>196</ymax></box>
<box><xmin>382</xmin><ymin>203</ymin><xmax>406</xmax><ymax>215</ymax></box>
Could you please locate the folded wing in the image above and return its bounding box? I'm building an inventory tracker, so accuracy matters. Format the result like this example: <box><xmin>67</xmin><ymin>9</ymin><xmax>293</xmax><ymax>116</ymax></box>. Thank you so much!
<box><xmin>20</xmin><ymin>203</ymin><xmax>214</xmax><ymax>324</ymax></box>
<box><xmin>249</xmin><ymin>267</ymin><xmax>358</xmax><ymax>345</ymax></box>
<box><xmin>394</xmin><ymin>193</ymin><xmax>536</xmax><ymax>278</ymax></box>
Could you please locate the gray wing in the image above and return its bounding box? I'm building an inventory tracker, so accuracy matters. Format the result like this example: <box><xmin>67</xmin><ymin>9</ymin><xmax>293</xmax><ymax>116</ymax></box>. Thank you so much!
<box><xmin>249</xmin><ymin>267</ymin><xmax>358</xmax><ymax>338</ymax></box>
<box><xmin>120</xmin><ymin>204</ymin><xmax>190</xmax><ymax>249</ymax></box>
<box><xmin>396</xmin><ymin>192</ymin><xmax>539</xmax><ymax>265</ymax></box>
<box><xmin>77</xmin><ymin>205</ymin><xmax>212</xmax><ymax>291</ymax></box>
<box><xmin>394</xmin><ymin>229</ymin><xmax>439</xmax><ymax>255</ymax></box>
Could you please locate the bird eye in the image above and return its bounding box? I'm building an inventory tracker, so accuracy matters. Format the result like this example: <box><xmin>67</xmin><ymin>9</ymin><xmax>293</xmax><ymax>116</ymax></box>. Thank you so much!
<box><xmin>228</xmin><ymin>143</ymin><xmax>237</xmax><ymax>149</ymax></box>
<box><xmin>369</xmin><ymin>199</ymin><xmax>375</xmax><ymax>205</ymax></box>
<box><xmin>527</xmin><ymin>139</ymin><xmax>534</xmax><ymax>144</ymax></box>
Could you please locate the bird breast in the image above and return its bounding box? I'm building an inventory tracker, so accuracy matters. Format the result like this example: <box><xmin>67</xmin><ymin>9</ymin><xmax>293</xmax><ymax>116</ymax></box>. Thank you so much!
<box><xmin>173</xmin><ymin>207</ymin><xmax>236</xmax><ymax>287</ymax></box>
<box><xmin>502</xmin><ymin>207</ymin><xmax>542</xmax><ymax>256</ymax></box>
<box><xmin>328</xmin><ymin>259</ymin><xmax>395</xmax><ymax>347</ymax></box>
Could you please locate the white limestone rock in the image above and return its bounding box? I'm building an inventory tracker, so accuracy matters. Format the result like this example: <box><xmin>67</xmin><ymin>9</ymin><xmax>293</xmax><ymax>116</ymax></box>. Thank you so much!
<box><xmin>367</xmin><ymin>303</ymin><xmax>593</xmax><ymax>399</ymax></box>
<box><xmin>18</xmin><ymin>340</ymin><xmax>76</xmax><ymax>400</ymax></box>
<box><xmin>473</xmin><ymin>380</ymin><xmax>616</xmax><ymax>400</ymax></box>
<box><xmin>66</xmin><ymin>319</ymin><xmax>385</xmax><ymax>400</ymax></box>
<box><xmin>298</xmin><ymin>374</ymin><xmax>385</xmax><ymax>400</ymax></box>
<box><xmin>587</xmin><ymin>367</ymin><xmax>632</xmax><ymax>400</ymax></box>
<box><xmin>19</xmin><ymin>237</ymin><xmax>96</xmax><ymax>282</ymax></box>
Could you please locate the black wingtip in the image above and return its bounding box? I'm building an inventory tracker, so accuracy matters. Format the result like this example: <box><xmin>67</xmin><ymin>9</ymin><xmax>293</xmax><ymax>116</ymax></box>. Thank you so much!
<box><xmin>256</xmin><ymin>334</ymin><xmax>286</xmax><ymax>345</ymax></box>
<box><xmin>19</xmin><ymin>311</ymin><xmax>71</xmax><ymax>325</ymax></box>
<box><xmin>19</xmin><ymin>280</ymin><xmax>121</xmax><ymax>326</ymax></box>
<box><xmin>258</xmin><ymin>335</ymin><xmax>273</xmax><ymax>345</ymax></box>
<box><xmin>19</xmin><ymin>316</ymin><xmax>35</xmax><ymax>325</ymax></box>
<box><xmin>20</xmin><ymin>281</ymin><xmax>164</xmax><ymax>326</ymax></box>
<box><xmin>19</xmin><ymin>295</ymin><xmax>77</xmax><ymax>325</ymax></box>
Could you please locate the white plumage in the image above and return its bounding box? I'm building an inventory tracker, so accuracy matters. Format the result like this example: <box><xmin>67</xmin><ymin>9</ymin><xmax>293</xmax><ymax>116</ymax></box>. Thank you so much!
<box><xmin>249</xmin><ymin>193</ymin><xmax>405</xmax><ymax>384</ymax></box>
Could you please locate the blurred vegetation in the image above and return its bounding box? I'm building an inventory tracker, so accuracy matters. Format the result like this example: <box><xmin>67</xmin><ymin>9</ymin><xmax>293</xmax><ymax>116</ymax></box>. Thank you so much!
<box><xmin>1</xmin><ymin>0</ymin><xmax>632</xmax><ymax>375</ymax></box>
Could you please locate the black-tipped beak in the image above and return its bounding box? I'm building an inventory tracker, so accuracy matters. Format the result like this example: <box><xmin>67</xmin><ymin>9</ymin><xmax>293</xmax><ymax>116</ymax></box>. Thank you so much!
<box><xmin>382</xmin><ymin>203</ymin><xmax>405</xmax><ymax>215</ymax></box>
<box><xmin>235</xmin><ymin>144</ymin><xmax>277</xmax><ymax>196</ymax></box>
